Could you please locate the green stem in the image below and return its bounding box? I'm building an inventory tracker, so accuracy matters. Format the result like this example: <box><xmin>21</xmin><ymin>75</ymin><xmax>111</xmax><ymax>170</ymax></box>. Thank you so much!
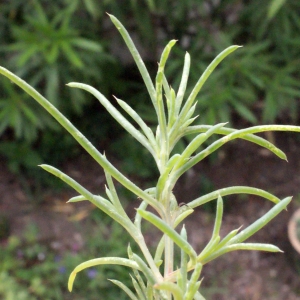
<box><xmin>0</xmin><ymin>67</ymin><xmax>163</xmax><ymax>214</ymax></box>
<box><xmin>164</xmin><ymin>214</ymin><xmax>174</xmax><ymax>278</ymax></box>
<box><xmin>137</xmin><ymin>234</ymin><xmax>164</xmax><ymax>283</ymax></box>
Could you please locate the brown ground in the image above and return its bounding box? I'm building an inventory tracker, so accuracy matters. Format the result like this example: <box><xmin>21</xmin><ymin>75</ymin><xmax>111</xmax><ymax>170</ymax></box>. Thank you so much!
<box><xmin>1</xmin><ymin>131</ymin><xmax>300</xmax><ymax>299</ymax></box>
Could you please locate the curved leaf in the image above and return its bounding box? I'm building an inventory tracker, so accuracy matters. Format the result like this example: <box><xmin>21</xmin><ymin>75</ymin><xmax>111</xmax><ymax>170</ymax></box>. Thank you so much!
<box><xmin>68</xmin><ymin>257</ymin><xmax>141</xmax><ymax>292</ymax></box>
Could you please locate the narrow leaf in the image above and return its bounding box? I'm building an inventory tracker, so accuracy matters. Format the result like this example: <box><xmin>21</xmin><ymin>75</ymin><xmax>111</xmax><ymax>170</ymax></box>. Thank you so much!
<box><xmin>216</xmin><ymin>227</ymin><xmax>241</xmax><ymax>250</ymax></box>
<box><xmin>39</xmin><ymin>164</ymin><xmax>140</xmax><ymax>241</ymax></box>
<box><xmin>67</xmin><ymin>195</ymin><xmax>87</xmax><ymax>203</ymax></box>
<box><xmin>67</xmin><ymin>82</ymin><xmax>154</xmax><ymax>156</ymax></box>
<box><xmin>174</xmin><ymin>208</ymin><xmax>194</xmax><ymax>227</ymax></box>
<box><xmin>109</xmin><ymin>279</ymin><xmax>139</xmax><ymax>300</ymax></box>
<box><xmin>182</xmin><ymin>124</ymin><xmax>300</xmax><ymax>176</ymax></box>
<box><xmin>154</xmin><ymin>282</ymin><xmax>183</xmax><ymax>300</ymax></box>
<box><xmin>156</xmin><ymin>40</ymin><xmax>177</xmax><ymax>167</ymax></box>
<box><xmin>175</xmin><ymin>52</ymin><xmax>191</xmax><ymax>117</ymax></box>
<box><xmin>104</xmin><ymin>168</ymin><xmax>128</xmax><ymax>218</ymax></box>
<box><xmin>132</xmin><ymin>253</ymin><xmax>157</xmax><ymax>285</ymax></box>
<box><xmin>184</xmin><ymin>263</ymin><xmax>202</xmax><ymax>300</ymax></box>
<box><xmin>133</xmin><ymin>271</ymin><xmax>147</xmax><ymax>297</ymax></box>
<box><xmin>131</xmin><ymin>275</ymin><xmax>146</xmax><ymax>300</ymax></box>
<box><xmin>116</xmin><ymin>97</ymin><xmax>157</xmax><ymax>150</ymax></box>
<box><xmin>167</xmin><ymin>87</ymin><xmax>177</xmax><ymax>128</ymax></box>
<box><xmin>108</xmin><ymin>14</ymin><xmax>156</xmax><ymax>107</ymax></box>
<box><xmin>156</xmin><ymin>154</ymin><xmax>181</xmax><ymax>201</ymax></box>
<box><xmin>202</xmin><ymin>243</ymin><xmax>282</xmax><ymax>265</ymax></box>
<box><xmin>188</xmin><ymin>186</ymin><xmax>281</xmax><ymax>209</ymax></box>
<box><xmin>68</xmin><ymin>257</ymin><xmax>140</xmax><ymax>292</ymax></box>
<box><xmin>171</xmin><ymin>45</ymin><xmax>241</xmax><ymax>141</ymax></box>
<box><xmin>173</xmin><ymin>123</ymin><xmax>226</xmax><ymax>171</ymax></box>
<box><xmin>183</xmin><ymin>125</ymin><xmax>287</xmax><ymax>160</ymax></box>
<box><xmin>137</xmin><ymin>209</ymin><xmax>197</xmax><ymax>263</ymax></box>
<box><xmin>229</xmin><ymin>196</ymin><xmax>292</xmax><ymax>244</ymax></box>
<box><xmin>212</xmin><ymin>196</ymin><xmax>223</xmax><ymax>238</ymax></box>
<box><xmin>184</xmin><ymin>45</ymin><xmax>241</xmax><ymax>114</ymax></box>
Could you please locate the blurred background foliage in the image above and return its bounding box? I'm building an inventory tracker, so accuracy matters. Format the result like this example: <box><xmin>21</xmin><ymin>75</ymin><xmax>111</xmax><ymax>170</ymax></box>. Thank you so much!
<box><xmin>0</xmin><ymin>213</ymin><xmax>138</xmax><ymax>300</ymax></box>
<box><xmin>0</xmin><ymin>0</ymin><xmax>300</xmax><ymax>183</ymax></box>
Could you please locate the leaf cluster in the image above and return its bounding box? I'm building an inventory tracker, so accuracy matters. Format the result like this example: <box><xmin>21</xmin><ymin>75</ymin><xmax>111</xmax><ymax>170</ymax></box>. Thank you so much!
<box><xmin>1</xmin><ymin>13</ymin><xmax>300</xmax><ymax>299</ymax></box>
<box><xmin>106</xmin><ymin>0</ymin><xmax>300</xmax><ymax>125</ymax></box>
<box><xmin>1</xmin><ymin>0</ymin><xmax>300</xmax><ymax>184</ymax></box>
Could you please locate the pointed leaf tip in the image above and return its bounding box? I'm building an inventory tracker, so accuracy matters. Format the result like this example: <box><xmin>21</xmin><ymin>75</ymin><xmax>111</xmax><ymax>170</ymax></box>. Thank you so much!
<box><xmin>68</xmin><ymin>271</ymin><xmax>77</xmax><ymax>292</ymax></box>
<box><xmin>67</xmin><ymin>195</ymin><xmax>87</xmax><ymax>203</ymax></box>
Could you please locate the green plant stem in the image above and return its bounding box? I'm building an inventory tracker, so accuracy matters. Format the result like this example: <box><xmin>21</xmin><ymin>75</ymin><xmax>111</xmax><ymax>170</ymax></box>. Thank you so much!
<box><xmin>154</xmin><ymin>281</ymin><xmax>183</xmax><ymax>300</ymax></box>
<box><xmin>0</xmin><ymin>67</ymin><xmax>163</xmax><ymax>214</ymax></box>
<box><xmin>40</xmin><ymin>164</ymin><xmax>163</xmax><ymax>282</ymax></box>
<box><xmin>164</xmin><ymin>213</ymin><xmax>174</xmax><ymax>279</ymax></box>
<box><xmin>138</xmin><ymin>209</ymin><xmax>197</xmax><ymax>264</ymax></box>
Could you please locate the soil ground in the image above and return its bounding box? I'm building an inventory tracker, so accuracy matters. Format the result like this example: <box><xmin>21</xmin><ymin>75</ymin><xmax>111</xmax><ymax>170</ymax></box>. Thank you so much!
<box><xmin>1</xmin><ymin>131</ymin><xmax>300</xmax><ymax>299</ymax></box>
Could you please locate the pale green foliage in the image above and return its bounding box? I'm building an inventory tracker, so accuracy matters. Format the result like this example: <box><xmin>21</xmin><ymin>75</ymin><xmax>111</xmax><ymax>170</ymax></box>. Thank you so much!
<box><xmin>1</xmin><ymin>14</ymin><xmax>300</xmax><ymax>300</ymax></box>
